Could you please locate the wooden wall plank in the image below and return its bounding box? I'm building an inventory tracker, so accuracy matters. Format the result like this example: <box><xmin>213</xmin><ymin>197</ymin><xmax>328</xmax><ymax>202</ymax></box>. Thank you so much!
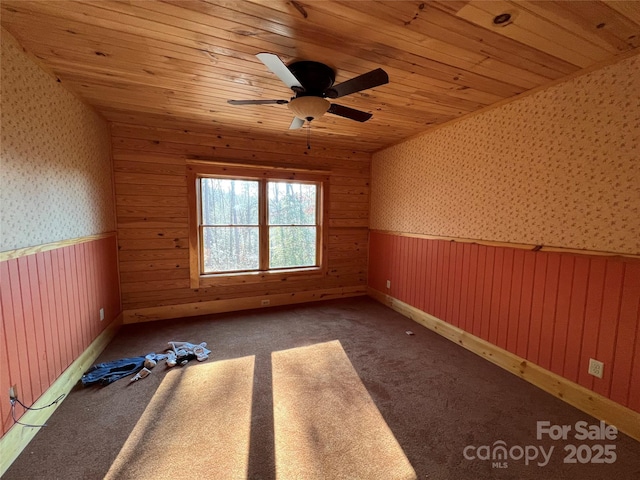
<box><xmin>63</xmin><ymin>248</ymin><xmax>81</xmax><ymax>360</ymax></box>
<box><xmin>628</xmin><ymin>297</ymin><xmax>640</xmax><ymax>412</ymax></box>
<box><xmin>462</xmin><ymin>243</ymin><xmax>475</xmax><ymax>333</ymax></box>
<box><xmin>429</xmin><ymin>241</ymin><xmax>439</xmax><ymax>318</ymax></box>
<box><xmin>416</xmin><ymin>238</ymin><xmax>425</xmax><ymax>308</ymax></box>
<box><xmin>610</xmin><ymin>263</ymin><xmax>640</xmax><ymax>406</ymax></box>
<box><xmin>17</xmin><ymin>257</ymin><xmax>40</xmax><ymax>404</ymax></box>
<box><xmin>75</xmin><ymin>245</ymin><xmax>89</xmax><ymax>348</ymax></box>
<box><xmin>450</xmin><ymin>242</ymin><xmax>464</xmax><ymax>328</ymax></box>
<box><xmin>0</xmin><ymin>262</ymin><xmax>24</xmax><ymax>424</ymax></box>
<box><xmin>423</xmin><ymin>242</ymin><xmax>434</xmax><ymax>312</ymax></box>
<box><xmin>50</xmin><ymin>249</ymin><xmax>69</xmax><ymax>375</ymax></box>
<box><xmin>87</xmin><ymin>241</ymin><xmax>98</xmax><ymax>341</ymax></box>
<box><xmin>497</xmin><ymin>248</ymin><xmax>514</xmax><ymax>350</ymax></box>
<box><xmin>408</xmin><ymin>238</ymin><xmax>417</xmax><ymax>306</ymax></box>
<box><xmin>480</xmin><ymin>246</ymin><xmax>495</xmax><ymax>341</ymax></box>
<box><xmin>506</xmin><ymin>250</ymin><xmax>523</xmax><ymax>351</ymax></box>
<box><xmin>385</xmin><ymin>233</ymin><xmax>393</xmax><ymax>294</ymax></box>
<box><xmin>489</xmin><ymin>248</ymin><xmax>504</xmax><ymax>345</ymax></box>
<box><xmin>390</xmin><ymin>236</ymin><xmax>399</xmax><ymax>300</ymax></box>
<box><xmin>550</xmin><ymin>255</ymin><xmax>575</xmax><ymax>376</ymax></box>
<box><xmin>594</xmin><ymin>261</ymin><xmax>625</xmax><ymax>398</ymax></box>
<box><xmin>445</xmin><ymin>241</ymin><xmax>457</xmax><ymax>324</ymax></box>
<box><xmin>35</xmin><ymin>254</ymin><xmax>55</xmax><ymax>385</ymax></box>
<box><xmin>0</xmin><ymin>300</ymin><xmax>11</xmax><ymax>433</ymax></box>
<box><xmin>539</xmin><ymin>253</ymin><xmax>561</xmax><ymax>370</ymax></box>
<box><xmin>527</xmin><ymin>254</ymin><xmax>548</xmax><ymax>363</ymax></box>
<box><xmin>563</xmin><ymin>257</ymin><xmax>590</xmax><ymax>383</ymax></box>
<box><xmin>399</xmin><ymin>236</ymin><xmax>409</xmax><ymax>303</ymax></box>
<box><xmin>416</xmin><ymin>238</ymin><xmax>427</xmax><ymax>312</ymax></box>
<box><xmin>472</xmin><ymin>245</ymin><xmax>487</xmax><ymax>338</ymax></box>
<box><xmin>42</xmin><ymin>251</ymin><xmax>63</xmax><ymax>380</ymax></box>
<box><xmin>516</xmin><ymin>252</ymin><xmax>536</xmax><ymax>359</ymax></box>
<box><xmin>578</xmin><ymin>258</ymin><xmax>607</xmax><ymax>390</ymax></box>
<box><xmin>458</xmin><ymin>243</ymin><xmax>471</xmax><ymax>332</ymax></box>
<box><xmin>400</xmin><ymin>237</ymin><xmax>410</xmax><ymax>304</ymax></box>
<box><xmin>25</xmin><ymin>255</ymin><xmax>49</xmax><ymax>393</ymax></box>
<box><xmin>440</xmin><ymin>241</ymin><xmax>452</xmax><ymax>324</ymax></box>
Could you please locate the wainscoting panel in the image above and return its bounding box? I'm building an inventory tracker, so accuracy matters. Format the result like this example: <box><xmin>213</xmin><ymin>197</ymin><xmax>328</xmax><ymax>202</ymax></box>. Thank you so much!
<box><xmin>0</xmin><ymin>234</ymin><xmax>121</xmax><ymax>435</ymax></box>
<box><xmin>369</xmin><ymin>231</ymin><xmax>640</xmax><ymax>413</ymax></box>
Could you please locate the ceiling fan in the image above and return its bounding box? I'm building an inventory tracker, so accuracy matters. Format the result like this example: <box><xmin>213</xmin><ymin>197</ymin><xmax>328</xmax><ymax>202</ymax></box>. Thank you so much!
<box><xmin>228</xmin><ymin>53</ymin><xmax>389</xmax><ymax>130</ymax></box>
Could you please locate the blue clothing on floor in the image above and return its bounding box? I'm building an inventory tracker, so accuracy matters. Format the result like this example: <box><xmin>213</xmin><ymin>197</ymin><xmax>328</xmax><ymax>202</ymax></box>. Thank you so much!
<box><xmin>81</xmin><ymin>356</ymin><xmax>146</xmax><ymax>386</ymax></box>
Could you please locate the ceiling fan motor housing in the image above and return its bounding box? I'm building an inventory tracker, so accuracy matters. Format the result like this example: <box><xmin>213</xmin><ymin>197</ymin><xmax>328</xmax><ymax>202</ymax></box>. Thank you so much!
<box><xmin>287</xmin><ymin>61</ymin><xmax>336</xmax><ymax>97</ymax></box>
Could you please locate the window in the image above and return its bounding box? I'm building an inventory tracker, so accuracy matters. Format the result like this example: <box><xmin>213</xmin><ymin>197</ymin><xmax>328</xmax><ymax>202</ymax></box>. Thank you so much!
<box><xmin>187</xmin><ymin>162</ymin><xmax>328</xmax><ymax>287</ymax></box>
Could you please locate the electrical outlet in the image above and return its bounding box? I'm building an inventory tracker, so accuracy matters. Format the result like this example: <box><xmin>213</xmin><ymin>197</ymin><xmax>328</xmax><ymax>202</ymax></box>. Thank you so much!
<box><xmin>588</xmin><ymin>358</ymin><xmax>604</xmax><ymax>379</ymax></box>
<box><xmin>9</xmin><ymin>385</ymin><xmax>18</xmax><ymax>400</ymax></box>
<box><xmin>261</xmin><ymin>299</ymin><xmax>270</xmax><ymax>306</ymax></box>
<box><xmin>386</xmin><ymin>280</ymin><xmax>391</xmax><ymax>289</ymax></box>
<box><xmin>99</xmin><ymin>308</ymin><xmax>105</xmax><ymax>321</ymax></box>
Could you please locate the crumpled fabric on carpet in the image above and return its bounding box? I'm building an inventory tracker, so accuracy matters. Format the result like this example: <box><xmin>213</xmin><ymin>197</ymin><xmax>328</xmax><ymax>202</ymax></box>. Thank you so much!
<box><xmin>166</xmin><ymin>341</ymin><xmax>211</xmax><ymax>365</ymax></box>
<box><xmin>81</xmin><ymin>341</ymin><xmax>211</xmax><ymax>387</ymax></box>
<box><xmin>81</xmin><ymin>356</ymin><xmax>147</xmax><ymax>386</ymax></box>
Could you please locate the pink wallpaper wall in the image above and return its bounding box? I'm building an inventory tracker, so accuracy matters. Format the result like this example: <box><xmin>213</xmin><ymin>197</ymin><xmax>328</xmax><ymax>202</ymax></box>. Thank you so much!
<box><xmin>371</xmin><ymin>54</ymin><xmax>640</xmax><ymax>255</ymax></box>
<box><xmin>1</xmin><ymin>28</ymin><xmax>115</xmax><ymax>252</ymax></box>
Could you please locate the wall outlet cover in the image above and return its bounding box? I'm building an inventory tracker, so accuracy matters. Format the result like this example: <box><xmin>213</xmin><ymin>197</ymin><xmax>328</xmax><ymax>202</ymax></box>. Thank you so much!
<box><xmin>99</xmin><ymin>307</ymin><xmax>105</xmax><ymax>321</ymax></box>
<box><xmin>588</xmin><ymin>358</ymin><xmax>604</xmax><ymax>379</ymax></box>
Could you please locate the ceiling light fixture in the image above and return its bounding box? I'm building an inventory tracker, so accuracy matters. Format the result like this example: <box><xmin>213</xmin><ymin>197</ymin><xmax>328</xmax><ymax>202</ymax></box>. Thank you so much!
<box><xmin>287</xmin><ymin>96</ymin><xmax>330</xmax><ymax>122</ymax></box>
<box><xmin>287</xmin><ymin>96</ymin><xmax>331</xmax><ymax>150</ymax></box>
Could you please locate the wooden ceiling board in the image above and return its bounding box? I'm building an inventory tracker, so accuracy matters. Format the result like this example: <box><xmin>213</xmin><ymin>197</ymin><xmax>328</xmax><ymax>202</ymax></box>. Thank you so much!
<box><xmin>2</xmin><ymin>0</ymin><xmax>639</xmax><ymax>152</ymax></box>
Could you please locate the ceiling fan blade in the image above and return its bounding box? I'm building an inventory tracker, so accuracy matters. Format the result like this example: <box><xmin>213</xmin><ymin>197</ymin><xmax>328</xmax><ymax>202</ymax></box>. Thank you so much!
<box><xmin>327</xmin><ymin>104</ymin><xmax>372</xmax><ymax>122</ymax></box>
<box><xmin>289</xmin><ymin>117</ymin><xmax>305</xmax><ymax>130</ymax></box>
<box><xmin>227</xmin><ymin>99</ymin><xmax>289</xmax><ymax>105</ymax></box>
<box><xmin>325</xmin><ymin>68</ymin><xmax>389</xmax><ymax>99</ymax></box>
<box><xmin>256</xmin><ymin>53</ymin><xmax>303</xmax><ymax>90</ymax></box>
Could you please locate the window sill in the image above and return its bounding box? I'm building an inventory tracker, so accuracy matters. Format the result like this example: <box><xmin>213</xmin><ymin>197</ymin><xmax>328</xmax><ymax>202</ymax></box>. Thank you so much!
<box><xmin>192</xmin><ymin>267</ymin><xmax>325</xmax><ymax>288</ymax></box>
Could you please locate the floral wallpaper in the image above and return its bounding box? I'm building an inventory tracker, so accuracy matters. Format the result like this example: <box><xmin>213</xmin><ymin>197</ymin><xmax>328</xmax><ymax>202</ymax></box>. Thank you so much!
<box><xmin>371</xmin><ymin>54</ymin><xmax>640</xmax><ymax>255</ymax></box>
<box><xmin>1</xmin><ymin>28</ymin><xmax>115</xmax><ymax>252</ymax></box>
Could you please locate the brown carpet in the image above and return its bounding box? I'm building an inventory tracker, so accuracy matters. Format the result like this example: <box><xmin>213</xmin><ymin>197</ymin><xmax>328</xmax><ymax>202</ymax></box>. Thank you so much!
<box><xmin>104</xmin><ymin>357</ymin><xmax>255</xmax><ymax>479</ymax></box>
<box><xmin>4</xmin><ymin>297</ymin><xmax>640</xmax><ymax>479</ymax></box>
<box><xmin>272</xmin><ymin>340</ymin><xmax>415</xmax><ymax>480</ymax></box>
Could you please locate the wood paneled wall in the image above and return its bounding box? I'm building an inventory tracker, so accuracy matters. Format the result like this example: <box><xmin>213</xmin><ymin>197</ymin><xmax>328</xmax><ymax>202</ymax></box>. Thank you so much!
<box><xmin>369</xmin><ymin>231</ymin><xmax>640</xmax><ymax>413</ymax></box>
<box><xmin>112</xmin><ymin>124</ymin><xmax>369</xmax><ymax>313</ymax></box>
<box><xmin>0</xmin><ymin>235</ymin><xmax>121</xmax><ymax>434</ymax></box>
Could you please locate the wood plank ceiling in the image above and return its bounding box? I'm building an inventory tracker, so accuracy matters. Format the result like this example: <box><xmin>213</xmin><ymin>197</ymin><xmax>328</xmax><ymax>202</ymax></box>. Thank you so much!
<box><xmin>2</xmin><ymin>1</ymin><xmax>639</xmax><ymax>152</ymax></box>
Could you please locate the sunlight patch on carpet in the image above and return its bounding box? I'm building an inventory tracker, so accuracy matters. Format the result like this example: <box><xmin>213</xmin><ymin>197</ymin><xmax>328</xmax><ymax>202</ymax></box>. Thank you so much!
<box><xmin>104</xmin><ymin>356</ymin><xmax>255</xmax><ymax>480</ymax></box>
<box><xmin>272</xmin><ymin>340</ymin><xmax>416</xmax><ymax>480</ymax></box>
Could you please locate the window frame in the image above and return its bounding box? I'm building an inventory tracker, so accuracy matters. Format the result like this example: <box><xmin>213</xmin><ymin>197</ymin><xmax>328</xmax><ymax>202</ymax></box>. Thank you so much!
<box><xmin>187</xmin><ymin>161</ymin><xmax>329</xmax><ymax>288</ymax></box>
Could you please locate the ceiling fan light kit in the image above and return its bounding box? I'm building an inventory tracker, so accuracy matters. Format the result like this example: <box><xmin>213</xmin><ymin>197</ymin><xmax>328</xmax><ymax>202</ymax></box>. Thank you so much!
<box><xmin>287</xmin><ymin>96</ymin><xmax>330</xmax><ymax>121</ymax></box>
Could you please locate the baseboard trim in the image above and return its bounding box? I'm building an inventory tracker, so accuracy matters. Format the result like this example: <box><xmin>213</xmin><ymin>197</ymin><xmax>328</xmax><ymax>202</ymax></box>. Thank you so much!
<box><xmin>123</xmin><ymin>286</ymin><xmax>367</xmax><ymax>323</ymax></box>
<box><xmin>0</xmin><ymin>313</ymin><xmax>123</xmax><ymax>477</ymax></box>
<box><xmin>367</xmin><ymin>287</ymin><xmax>640</xmax><ymax>443</ymax></box>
